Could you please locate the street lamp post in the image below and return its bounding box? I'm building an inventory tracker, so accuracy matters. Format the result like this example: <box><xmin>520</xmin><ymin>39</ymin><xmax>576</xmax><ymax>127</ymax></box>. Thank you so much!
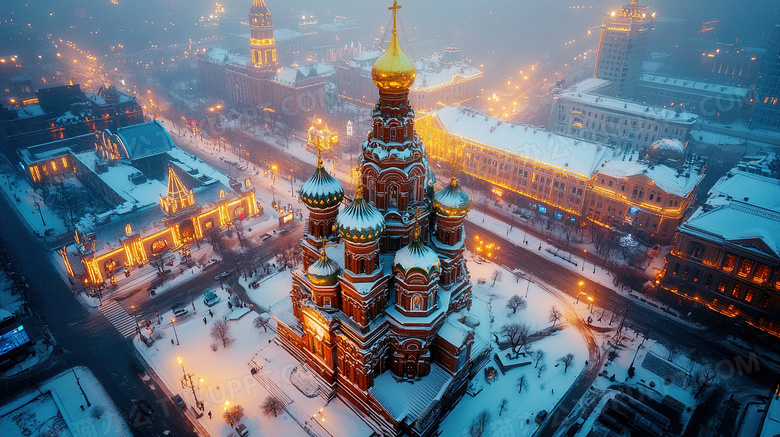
<box><xmin>587</xmin><ymin>296</ymin><xmax>594</xmax><ymax>313</ymax></box>
<box><xmin>224</xmin><ymin>400</ymin><xmax>233</xmax><ymax>426</ymax></box>
<box><xmin>525</xmin><ymin>272</ymin><xmax>532</xmax><ymax>297</ymax></box>
<box><xmin>177</xmin><ymin>357</ymin><xmax>201</xmax><ymax>409</ymax></box>
<box><xmin>32</xmin><ymin>198</ymin><xmax>46</xmax><ymax>226</ymax></box>
<box><xmin>171</xmin><ymin>318</ymin><xmax>180</xmax><ymax>345</ymax></box>
<box><xmin>131</xmin><ymin>305</ymin><xmax>140</xmax><ymax>338</ymax></box>
<box><xmin>576</xmin><ymin>281</ymin><xmax>584</xmax><ymax>303</ymax></box>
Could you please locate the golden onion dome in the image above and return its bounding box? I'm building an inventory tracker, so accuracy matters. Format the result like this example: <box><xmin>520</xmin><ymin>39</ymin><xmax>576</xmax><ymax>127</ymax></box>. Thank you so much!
<box><xmin>434</xmin><ymin>175</ymin><xmax>472</xmax><ymax>217</ymax></box>
<box><xmin>371</xmin><ymin>2</ymin><xmax>416</xmax><ymax>91</ymax></box>
<box><xmin>307</xmin><ymin>249</ymin><xmax>340</xmax><ymax>286</ymax></box>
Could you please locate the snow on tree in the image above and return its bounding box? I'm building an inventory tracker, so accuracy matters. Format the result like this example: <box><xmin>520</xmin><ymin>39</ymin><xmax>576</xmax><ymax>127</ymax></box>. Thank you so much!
<box><xmin>210</xmin><ymin>318</ymin><xmax>234</xmax><ymax>348</ymax></box>
<box><xmin>537</xmin><ymin>363</ymin><xmax>547</xmax><ymax>378</ymax></box>
<box><xmin>90</xmin><ymin>405</ymin><xmax>106</xmax><ymax>420</ymax></box>
<box><xmin>468</xmin><ymin>409</ymin><xmax>491</xmax><ymax>437</ymax></box>
<box><xmin>534</xmin><ymin>350</ymin><xmax>545</xmax><ymax>368</ymax></box>
<box><xmin>558</xmin><ymin>353</ymin><xmax>575</xmax><ymax>374</ymax></box>
<box><xmin>490</xmin><ymin>269</ymin><xmax>502</xmax><ymax>287</ymax></box>
<box><xmin>261</xmin><ymin>396</ymin><xmax>285</xmax><ymax>417</ymax></box>
<box><xmin>693</xmin><ymin>361</ymin><xmax>718</xmax><ymax>398</ymax></box>
<box><xmin>506</xmin><ymin>295</ymin><xmax>527</xmax><ymax>315</ymax></box>
<box><xmin>498</xmin><ymin>398</ymin><xmax>508</xmax><ymax>416</ymax></box>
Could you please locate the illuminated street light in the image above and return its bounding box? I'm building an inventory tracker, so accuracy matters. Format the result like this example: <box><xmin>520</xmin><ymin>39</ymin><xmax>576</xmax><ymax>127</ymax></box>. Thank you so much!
<box><xmin>171</xmin><ymin>318</ymin><xmax>180</xmax><ymax>345</ymax></box>
<box><xmin>587</xmin><ymin>296</ymin><xmax>594</xmax><ymax>313</ymax></box>
<box><xmin>576</xmin><ymin>281</ymin><xmax>585</xmax><ymax>303</ymax></box>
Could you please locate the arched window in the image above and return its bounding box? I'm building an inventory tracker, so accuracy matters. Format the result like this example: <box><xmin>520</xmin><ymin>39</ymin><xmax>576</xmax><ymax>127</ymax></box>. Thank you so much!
<box><xmin>412</xmin><ymin>294</ymin><xmax>422</xmax><ymax>310</ymax></box>
<box><xmin>688</xmin><ymin>242</ymin><xmax>705</xmax><ymax>259</ymax></box>
<box><xmin>389</xmin><ymin>185</ymin><xmax>398</xmax><ymax>208</ymax></box>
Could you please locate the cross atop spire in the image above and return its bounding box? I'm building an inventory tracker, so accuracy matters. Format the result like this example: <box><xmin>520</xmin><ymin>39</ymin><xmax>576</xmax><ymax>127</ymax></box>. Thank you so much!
<box><xmin>389</xmin><ymin>0</ymin><xmax>401</xmax><ymax>36</ymax></box>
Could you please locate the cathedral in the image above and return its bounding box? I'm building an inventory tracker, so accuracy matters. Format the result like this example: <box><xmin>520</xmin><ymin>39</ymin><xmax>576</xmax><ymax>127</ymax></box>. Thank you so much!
<box><xmin>274</xmin><ymin>3</ymin><xmax>490</xmax><ymax>436</ymax></box>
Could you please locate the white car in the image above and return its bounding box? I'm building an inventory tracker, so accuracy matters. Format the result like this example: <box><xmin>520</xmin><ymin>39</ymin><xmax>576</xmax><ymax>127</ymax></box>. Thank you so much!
<box><xmin>235</xmin><ymin>423</ymin><xmax>249</xmax><ymax>436</ymax></box>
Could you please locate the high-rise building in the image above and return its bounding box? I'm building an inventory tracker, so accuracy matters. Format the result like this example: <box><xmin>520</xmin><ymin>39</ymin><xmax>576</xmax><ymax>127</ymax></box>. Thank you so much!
<box><xmin>273</xmin><ymin>4</ymin><xmax>490</xmax><ymax>436</ymax></box>
<box><xmin>593</xmin><ymin>0</ymin><xmax>655</xmax><ymax>97</ymax></box>
<box><xmin>248</xmin><ymin>0</ymin><xmax>279</xmax><ymax>79</ymax></box>
<box><xmin>754</xmin><ymin>24</ymin><xmax>780</xmax><ymax>129</ymax></box>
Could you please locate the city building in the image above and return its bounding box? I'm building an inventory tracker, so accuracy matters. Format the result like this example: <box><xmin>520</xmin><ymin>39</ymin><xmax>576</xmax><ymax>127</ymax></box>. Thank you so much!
<box><xmin>549</xmin><ymin>78</ymin><xmax>698</xmax><ymax>152</ymax></box>
<box><xmin>754</xmin><ymin>24</ymin><xmax>780</xmax><ymax>130</ymax></box>
<box><xmin>659</xmin><ymin>153</ymin><xmax>780</xmax><ymax>337</ymax></box>
<box><xmin>637</xmin><ymin>74</ymin><xmax>753</xmax><ymax>121</ymax></box>
<box><xmin>593</xmin><ymin>0</ymin><xmax>655</xmax><ymax>97</ymax></box>
<box><xmin>274</xmin><ymin>5</ymin><xmax>489</xmax><ymax>436</ymax></box>
<box><xmin>0</xmin><ymin>84</ymin><xmax>143</xmax><ymax>152</ymax></box>
<box><xmin>417</xmin><ymin>106</ymin><xmax>704</xmax><ymax>242</ymax></box>
<box><xmin>44</xmin><ymin>121</ymin><xmax>259</xmax><ymax>289</ymax></box>
<box><xmin>198</xmin><ymin>0</ymin><xmax>328</xmax><ymax>129</ymax></box>
<box><xmin>336</xmin><ymin>45</ymin><xmax>482</xmax><ymax>111</ymax></box>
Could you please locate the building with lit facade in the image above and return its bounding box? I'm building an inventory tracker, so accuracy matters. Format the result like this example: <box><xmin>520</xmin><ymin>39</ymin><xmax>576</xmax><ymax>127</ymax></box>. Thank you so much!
<box><xmin>593</xmin><ymin>0</ymin><xmax>655</xmax><ymax>97</ymax></box>
<box><xmin>0</xmin><ymin>84</ymin><xmax>142</xmax><ymax>152</ymax></box>
<box><xmin>659</xmin><ymin>153</ymin><xmax>780</xmax><ymax>338</ymax></box>
<box><xmin>306</xmin><ymin>116</ymin><xmax>339</xmax><ymax>153</ymax></box>
<box><xmin>272</xmin><ymin>5</ymin><xmax>490</xmax><ymax>436</ymax></box>
<box><xmin>549</xmin><ymin>78</ymin><xmax>698</xmax><ymax>152</ymax></box>
<box><xmin>417</xmin><ymin>106</ymin><xmax>704</xmax><ymax>242</ymax></box>
<box><xmin>198</xmin><ymin>0</ymin><xmax>328</xmax><ymax>129</ymax></box>
<box><xmin>42</xmin><ymin>120</ymin><xmax>258</xmax><ymax>289</ymax></box>
<box><xmin>336</xmin><ymin>45</ymin><xmax>482</xmax><ymax>111</ymax></box>
<box><xmin>754</xmin><ymin>24</ymin><xmax>780</xmax><ymax>130</ymax></box>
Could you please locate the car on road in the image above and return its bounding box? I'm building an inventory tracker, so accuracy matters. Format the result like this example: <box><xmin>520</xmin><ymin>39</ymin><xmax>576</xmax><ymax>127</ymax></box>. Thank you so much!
<box><xmin>260</xmin><ymin>233</ymin><xmax>272</xmax><ymax>241</ymax></box>
<box><xmin>235</xmin><ymin>423</ymin><xmax>249</xmax><ymax>436</ymax></box>
<box><xmin>203</xmin><ymin>290</ymin><xmax>221</xmax><ymax>306</ymax></box>
<box><xmin>535</xmin><ymin>409</ymin><xmax>548</xmax><ymax>424</ymax></box>
<box><xmin>136</xmin><ymin>399</ymin><xmax>155</xmax><ymax>417</ymax></box>
<box><xmin>279</xmin><ymin>228</ymin><xmax>289</xmax><ymax>235</ymax></box>
<box><xmin>219</xmin><ymin>270</ymin><xmax>232</xmax><ymax>278</ymax></box>
<box><xmin>172</xmin><ymin>394</ymin><xmax>186</xmax><ymax>411</ymax></box>
<box><xmin>171</xmin><ymin>304</ymin><xmax>188</xmax><ymax>317</ymax></box>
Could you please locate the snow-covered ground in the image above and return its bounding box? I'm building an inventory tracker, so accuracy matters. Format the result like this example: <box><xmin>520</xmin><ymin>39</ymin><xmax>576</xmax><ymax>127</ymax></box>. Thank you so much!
<box><xmin>134</xmin><ymin>252</ymin><xmax>590</xmax><ymax>437</ymax></box>
<box><xmin>0</xmin><ymin>366</ymin><xmax>132</xmax><ymax>437</ymax></box>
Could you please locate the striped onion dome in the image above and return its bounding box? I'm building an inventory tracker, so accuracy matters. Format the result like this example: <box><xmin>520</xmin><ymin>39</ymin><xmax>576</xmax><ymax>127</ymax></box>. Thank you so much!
<box><xmin>433</xmin><ymin>175</ymin><xmax>472</xmax><ymax>217</ymax></box>
<box><xmin>336</xmin><ymin>182</ymin><xmax>385</xmax><ymax>244</ymax></box>
<box><xmin>307</xmin><ymin>249</ymin><xmax>340</xmax><ymax>286</ymax></box>
<box><xmin>300</xmin><ymin>153</ymin><xmax>344</xmax><ymax>210</ymax></box>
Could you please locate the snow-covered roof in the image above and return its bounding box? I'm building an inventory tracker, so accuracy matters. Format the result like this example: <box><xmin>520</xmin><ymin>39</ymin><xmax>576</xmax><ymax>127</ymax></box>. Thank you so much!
<box><xmin>649</xmin><ymin>138</ymin><xmax>685</xmax><ymax>154</ymax></box>
<box><xmin>434</xmin><ymin>176</ymin><xmax>472</xmax><ymax>217</ymax></box>
<box><xmin>430</xmin><ymin>106</ymin><xmax>616</xmax><ymax>178</ymax></box>
<box><xmin>206</xmin><ymin>47</ymin><xmax>249</xmax><ymax>67</ymax></box>
<box><xmin>597</xmin><ymin>158</ymin><xmax>703</xmax><ymax>197</ymax></box>
<box><xmin>641</xmin><ymin>74</ymin><xmax>749</xmax><ymax>98</ymax></box>
<box><xmin>299</xmin><ymin>158</ymin><xmax>344</xmax><ymax>209</ymax></box>
<box><xmin>556</xmin><ymin>88</ymin><xmax>698</xmax><ymax>123</ymax></box>
<box><xmin>336</xmin><ymin>194</ymin><xmax>385</xmax><ymax>243</ymax></box>
<box><xmin>16</xmin><ymin>104</ymin><xmax>45</xmax><ymax>118</ymax></box>
<box><xmin>273</xmin><ymin>28</ymin><xmax>304</xmax><ymax>41</ymax></box>
<box><xmin>563</xmin><ymin>78</ymin><xmax>612</xmax><ymax>95</ymax></box>
<box><xmin>272</xmin><ymin>65</ymin><xmax>327</xmax><ymax>86</ymax></box>
<box><xmin>436</xmin><ymin>317</ymin><xmax>472</xmax><ymax>347</ymax></box>
<box><xmin>411</xmin><ymin>55</ymin><xmax>482</xmax><ymax>92</ymax></box>
<box><xmin>760</xmin><ymin>389</ymin><xmax>780</xmax><ymax>437</ymax></box>
<box><xmin>706</xmin><ymin>171</ymin><xmax>780</xmax><ymax>211</ymax></box>
<box><xmin>682</xmin><ymin>203</ymin><xmax>780</xmax><ymax>258</ymax></box>
<box><xmin>369</xmin><ymin>363</ymin><xmax>453</xmax><ymax>422</ymax></box>
<box><xmin>393</xmin><ymin>238</ymin><xmax>440</xmax><ymax>277</ymax></box>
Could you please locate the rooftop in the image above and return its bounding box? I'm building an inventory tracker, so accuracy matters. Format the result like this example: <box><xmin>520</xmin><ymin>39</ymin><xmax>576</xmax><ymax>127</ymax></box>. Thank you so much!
<box><xmin>682</xmin><ymin>203</ymin><xmax>780</xmax><ymax>258</ymax></box>
<box><xmin>556</xmin><ymin>88</ymin><xmax>698</xmax><ymax>123</ymax></box>
<box><xmin>706</xmin><ymin>171</ymin><xmax>780</xmax><ymax>211</ymax></box>
<box><xmin>640</xmin><ymin>73</ymin><xmax>749</xmax><ymax>98</ymax></box>
<box><xmin>411</xmin><ymin>53</ymin><xmax>482</xmax><ymax>92</ymax></box>
<box><xmin>597</xmin><ymin>154</ymin><xmax>703</xmax><ymax>197</ymax></box>
<box><xmin>429</xmin><ymin>106</ymin><xmax>617</xmax><ymax>178</ymax></box>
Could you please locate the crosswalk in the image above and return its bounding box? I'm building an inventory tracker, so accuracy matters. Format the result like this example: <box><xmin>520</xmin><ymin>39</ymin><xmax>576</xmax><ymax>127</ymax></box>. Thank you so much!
<box><xmin>100</xmin><ymin>299</ymin><xmax>139</xmax><ymax>338</ymax></box>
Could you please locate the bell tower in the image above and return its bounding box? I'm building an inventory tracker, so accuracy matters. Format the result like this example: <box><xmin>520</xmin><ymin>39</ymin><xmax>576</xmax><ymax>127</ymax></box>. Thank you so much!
<box><xmin>248</xmin><ymin>0</ymin><xmax>279</xmax><ymax>79</ymax></box>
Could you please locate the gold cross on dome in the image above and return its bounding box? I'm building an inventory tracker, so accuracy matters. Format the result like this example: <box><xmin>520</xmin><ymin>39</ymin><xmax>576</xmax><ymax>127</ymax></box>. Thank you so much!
<box><xmin>389</xmin><ymin>1</ymin><xmax>401</xmax><ymax>35</ymax></box>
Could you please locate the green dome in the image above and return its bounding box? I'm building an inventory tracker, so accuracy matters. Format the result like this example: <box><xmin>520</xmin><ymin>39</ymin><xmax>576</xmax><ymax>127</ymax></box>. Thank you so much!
<box><xmin>307</xmin><ymin>249</ymin><xmax>340</xmax><ymax>286</ymax></box>
<box><xmin>300</xmin><ymin>154</ymin><xmax>344</xmax><ymax>210</ymax></box>
<box><xmin>336</xmin><ymin>188</ymin><xmax>385</xmax><ymax>244</ymax></box>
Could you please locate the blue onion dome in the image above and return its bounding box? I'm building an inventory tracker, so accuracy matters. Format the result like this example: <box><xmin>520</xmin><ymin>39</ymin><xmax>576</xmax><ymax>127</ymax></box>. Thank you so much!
<box><xmin>300</xmin><ymin>152</ymin><xmax>344</xmax><ymax>209</ymax></box>
<box><xmin>307</xmin><ymin>248</ymin><xmax>340</xmax><ymax>286</ymax></box>
<box><xmin>434</xmin><ymin>175</ymin><xmax>472</xmax><ymax>217</ymax></box>
<box><xmin>336</xmin><ymin>179</ymin><xmax>385</xmax><ymax>243</ymax></box>
<box><xmin>394</xmin><ymin>226</ymin><xmax>440</xmax><ymax>278</ymax></box>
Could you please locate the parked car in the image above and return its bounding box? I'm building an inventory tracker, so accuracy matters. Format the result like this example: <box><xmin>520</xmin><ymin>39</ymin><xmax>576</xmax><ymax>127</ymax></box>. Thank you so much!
<box><xmin>171</xmin><ymin>304</ymin><xmax>188</xmax><ymax>317</ymax></box>
<box><xmin>203</xmin><ymin>290</ymin><xmax>221</xmax><ymax>307</ymax></box>
<box><xmin>535</xmin><ymin>409</ymin><xmax>548</xmax><ymax>424</ymax></box>
<box><xmin>279</xmin><ymin>228</ymin><xmax>289</xmax><ymax>235</ymax></box>
<box><xmin>172</xmin><ymin>394</ymin><xmax>186</xmax><ymax>411</ymax></box>
<box><xmin>260</xmin><ymin>233</ymin><xmax>272</xmax><ymax>241</ymax></box>
<box><xmin>235</xmin><ymin>423</ymin><xmax>249</xmax><ymax>436</ymax></box>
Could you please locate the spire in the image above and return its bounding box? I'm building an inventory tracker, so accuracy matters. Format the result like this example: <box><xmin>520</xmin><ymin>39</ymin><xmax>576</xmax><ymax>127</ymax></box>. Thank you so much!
<box><xmin>161</xmin><ymin>165</ymin><xmax>194</xmax><ymax>214</ymax></box>
<box><xmin>354</xmin><ymin>160</ymin><xmax>364</xmax><ymax>200</ymax></box>
<box><xmin>413</xmin><ymin>220</ymin><xmax>420</xmax><ymax>240</ymax></box>
<box><xmin>371</xmin><ymin>1</ymin><xmax>416</xmax><ymax>91</ymax></box>
<box><xmin>451</xmin><ymin>163</ymin><xmax>458</xmax><ymax>186</ymax></box>
<box><xmin>317</xmin><ymin>148</ymin><xmax>324</xmax><ymax>169</ymax></box>
<box><xmin>390</xmin><ymin>0</ymin><xmax>401</xmax><ymax>37</ymax></box>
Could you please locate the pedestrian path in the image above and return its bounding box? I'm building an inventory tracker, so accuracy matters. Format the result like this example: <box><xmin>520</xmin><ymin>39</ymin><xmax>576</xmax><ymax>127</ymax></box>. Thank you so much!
<box><xmin>100</xmin><ymin>299</ymin><xmax>138</xmax><ymax>338</ymax></box>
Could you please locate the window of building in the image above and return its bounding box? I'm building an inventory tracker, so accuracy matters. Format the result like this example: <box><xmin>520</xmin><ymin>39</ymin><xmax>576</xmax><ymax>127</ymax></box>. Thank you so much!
<box><xmin>762</xmin><ymin>296</ymin><xmax>771</xmax><ymax>309</ymax></box>
<box><xmin>718</xmin><ymin>279</ymin><xmax>727</xmax><ymax>293</ymax></box>
<box><xmin>688</xmin><ymin>242</ymin><xmax>705</xmax><ymax>259</ymax></box>
<box><xmin>672</xmin><ymin>263</ymin><xmax>680</xmax><ymax>275</ymax></box>
<box><xmin>682</xmin><ymin>267</ymin><xmax>689</xmax><ymax>279</ymax></box>
<box><xmin>324</xmin><ymin>296</ymin><xmax>331</xmax><ymax>307</ymax></box>
<box><xmin>731</xmin><ymin>284</ymin><xmax>742</xmax><ymax>299</ymax></box>
<box><xmin>753</xmin><ymin>264</ymin><xmax>770</xmax><ymax>284</ymax></box>
<box><xmin>737</xmin><ymin>259</ymin><xmax>754</xmax><ymax>277</ymax></box>
<box><xmin>722</xmin><ymin>253</ymin><xmax>737</xmax><ymax>272</ymax></box>
<box><xmin>744</xmin><ymin>289</ymin><xmax>755</xmax><ymax>303</ymax></box>
<box><xmin>705</xmin><ymin>275</ymin><xmax>713</xmax><ymax>288</ymax></box>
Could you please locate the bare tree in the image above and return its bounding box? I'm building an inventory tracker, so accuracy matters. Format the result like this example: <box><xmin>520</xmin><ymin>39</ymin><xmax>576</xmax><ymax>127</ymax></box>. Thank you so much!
<box><xmin>490</xmin><ymin>269</ymin><xmax>502</xmax><ymax>287</ymax></box>
<box><xmin>498</xmin><ymin>398</ymin><xmax>508</xmax><ymax>416</ymax></box>
<box><xmin>210</xmin><ymin>342</ymin><xmax>219</xmax><ymax>352</ymax></box>
<box><xmin>206</xmin><ymin>226</ymin><xmax>224</xmax><ymax>255</ymax></box>
<box><xmin>469</xmin><ymin>409</ymin><xmax>491</xmax><ymax>437</ymax></box>
<box><xmin>253</xmin><ymin>315</ymin><xmax>272</xmax><ymax>332</ymax></box>
<box><xmin>516</xmin><ymin>375</ymin><xmax>529</xmax><ymax>394</ymax></box>
<box><xmin>558</xmin><ymin>353</ymin><xmax>575</xmax><ymax>374</ymax></box>
<box><xmin>537</xmin><ymin>363</ymin><xmax>547</xmax><ymax>378</ymax></box>
<box><xmin>549</xmin><ymin>306</ymin><xmax>563</xmax><ymax>328</ymax></box>
<box><xmin>506</xmin><ymin>295</ymin><xmax>527</xmax><ymax>315</ymax></box>
<box><xmin>231</xmin><ymin>219</ymin><xmax>246</xmax><ymax>248</ymax></box>
<box><xmin>210</xmin><ymin>318</ymin><xmax>234</xmax><ymax>348</ymax></box>
<box><xmin>90</xmin><ymin>405</ymin><xmax>106</xmax><ymax>420</ymax></box>
<box><xmin>693</xmin><ymin>362</ymin><xmax>718</xmax><ymax>398</ymax></box>
<box><xmin>223</xmin><ymin>404</ymin><xmax>244</xmax><ymax>426</ymax></box>
<box><xmin>500</xmin><ymin>323</ymin><xmax>531</xmax><ymax>357</ymax></box>
<box><xmin>534</xmin><ymin>350</ymin><xmax>546</xmax><ymax>368</ymax></box>
<box><xmin>261</xmin><ymin>396</ymin><xmax>285</xmax><ymax>417</ymax></box>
